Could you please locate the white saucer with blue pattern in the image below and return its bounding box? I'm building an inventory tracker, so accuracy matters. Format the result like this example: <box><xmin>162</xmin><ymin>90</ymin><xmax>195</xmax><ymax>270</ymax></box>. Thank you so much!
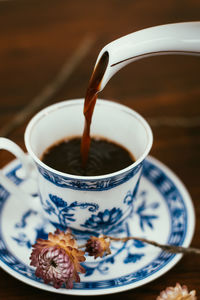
<box><xmin>0</xmin><ymin>156</ymin><xmax>195</xmax><ymax>295</ymax></box>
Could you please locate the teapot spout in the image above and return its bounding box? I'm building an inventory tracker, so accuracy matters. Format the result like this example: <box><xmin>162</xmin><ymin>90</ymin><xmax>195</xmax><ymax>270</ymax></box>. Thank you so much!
<box><xmin>95</xmin><ymin>22</ymin><xmax>200</xmax><ymax>92</ymax></box>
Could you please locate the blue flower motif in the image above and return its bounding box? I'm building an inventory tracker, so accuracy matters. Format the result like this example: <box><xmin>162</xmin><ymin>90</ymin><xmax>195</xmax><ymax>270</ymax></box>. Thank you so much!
<box><xmin>124</xmin><ymin>253</ymin><xmax>145</xmax><ymax>264</ymax></box>
<box><xmin>43</xmin><ymin>194</ymin><xmax>99</xmax><ymax>228</ymax></box>
<box><xmin>82</xmin><ymin>208</ymin><xmax>123</xmax><ymax>232</ymax></box>
<box><xmin>135</xmin><ymin>193</ymin><xmax>159</xmax><ymax>231</ymax></box>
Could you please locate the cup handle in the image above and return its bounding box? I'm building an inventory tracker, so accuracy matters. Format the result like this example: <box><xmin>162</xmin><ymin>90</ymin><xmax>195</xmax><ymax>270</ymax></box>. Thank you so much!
<box><xmin>0</xmin><ymin>137</ymin><xmax>36</xmax><ymax>196</ymax></box>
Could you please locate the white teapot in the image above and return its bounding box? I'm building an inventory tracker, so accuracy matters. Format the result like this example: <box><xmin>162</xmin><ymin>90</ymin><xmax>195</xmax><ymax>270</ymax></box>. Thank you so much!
<box><xmin>94</xmin><ymin>22</ymin><xmax>200</xmax><ymax>91</ymax></box>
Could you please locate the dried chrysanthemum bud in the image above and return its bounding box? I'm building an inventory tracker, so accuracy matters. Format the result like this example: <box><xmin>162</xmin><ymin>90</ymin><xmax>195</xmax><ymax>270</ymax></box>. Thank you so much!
<box><xmin>157</xmin><ymin>283</ymin><xmax>197</xmax><ymax>300</ymax></box>
<box><xmin>85</xmin><ymin>234</ymin><xmax>111</xmax><ymax>259</ymax></box>
<box><xmin>30</xmin><ymin>229</ymin><xmax>85</xmax><ymax>289</ymax></box>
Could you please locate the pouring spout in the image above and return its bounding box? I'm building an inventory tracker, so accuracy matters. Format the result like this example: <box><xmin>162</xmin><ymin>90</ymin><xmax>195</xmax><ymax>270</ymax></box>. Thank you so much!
<box><xmin>95</xmin><ymin>22</ymin><xmax>200</xmax><ymax>92</ymax></box>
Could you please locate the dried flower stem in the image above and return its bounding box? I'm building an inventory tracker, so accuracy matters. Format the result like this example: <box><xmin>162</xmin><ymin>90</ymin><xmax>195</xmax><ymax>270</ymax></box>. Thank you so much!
<box><xmin>103</xmin><ymin>235</ymin><xmax>200</xmax><ymax>255</ymax></box>
<box><xmin>79</xmin><ymin>235</ymin><xmax>200</xmax><ymax>255</ymax></box>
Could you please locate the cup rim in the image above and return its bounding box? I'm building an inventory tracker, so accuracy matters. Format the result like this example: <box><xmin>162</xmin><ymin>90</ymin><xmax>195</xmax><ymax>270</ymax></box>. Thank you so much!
<box><xmin>25</xmin><ymin>98</ymin><xmax>153</xmax><ymax>180</ymax></box>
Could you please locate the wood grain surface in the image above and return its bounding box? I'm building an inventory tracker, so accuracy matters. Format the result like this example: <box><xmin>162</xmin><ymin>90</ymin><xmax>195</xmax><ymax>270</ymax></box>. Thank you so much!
<box><xmin>0</xmin><ymin>0</ymin><xmax>199</xmax><ymax>299</ymax></box>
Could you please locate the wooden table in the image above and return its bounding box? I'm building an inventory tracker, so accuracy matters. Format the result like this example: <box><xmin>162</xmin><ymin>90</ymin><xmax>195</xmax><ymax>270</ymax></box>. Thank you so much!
<box><xmin>0</xmin><ymin>1</ymin><xmax>199</xmax><ymax>299</ymax></box>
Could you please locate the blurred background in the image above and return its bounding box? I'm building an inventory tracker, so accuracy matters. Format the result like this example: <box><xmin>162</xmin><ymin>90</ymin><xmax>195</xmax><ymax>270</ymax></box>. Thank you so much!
<box><xmin>0</xmin><ymin>0</ymin><xmax>199</xmax><ymax>299</ymax></box>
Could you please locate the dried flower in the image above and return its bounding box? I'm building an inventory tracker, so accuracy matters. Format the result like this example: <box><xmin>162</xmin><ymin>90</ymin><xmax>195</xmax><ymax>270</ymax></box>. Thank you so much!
<box><xmin>30</xmin><ymin>229</ymin><xmax>85</xmax><ymax>289</ymax></box>
<box><xmin>157</xmin><ymin>283</ymin><xmax>197</xmax><ymax>300</ymax></box>
<box><xmin>85</xmin><ymin>235</ymin><xmax>111</xmax><ymax>259</ymax></box>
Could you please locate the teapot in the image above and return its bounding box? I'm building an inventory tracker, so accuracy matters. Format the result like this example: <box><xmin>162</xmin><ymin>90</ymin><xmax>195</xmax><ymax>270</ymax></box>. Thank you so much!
<box><xmin>94</xmin><ymin>22</ymin><xmax>200</xmax><ymax>91</ymax></box>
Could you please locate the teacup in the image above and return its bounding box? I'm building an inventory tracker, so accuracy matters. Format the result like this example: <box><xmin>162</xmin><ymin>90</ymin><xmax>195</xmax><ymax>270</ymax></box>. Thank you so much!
<box><xmin>0</xmin><ymin>99</ymin><xmax>153</xmax><ymax>234</ymax></box>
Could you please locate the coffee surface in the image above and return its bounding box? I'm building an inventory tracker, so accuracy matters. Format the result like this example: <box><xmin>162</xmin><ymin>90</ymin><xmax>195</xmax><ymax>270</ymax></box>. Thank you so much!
<box><xmin>42</xmin><ymin>137</ymin><xmax>135</xmax><ymax>176</ymax></box>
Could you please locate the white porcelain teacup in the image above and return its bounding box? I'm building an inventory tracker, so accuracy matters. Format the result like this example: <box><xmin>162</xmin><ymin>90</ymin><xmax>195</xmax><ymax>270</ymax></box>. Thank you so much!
<box><xmin>0</xmin><ymin>99</ymin><xmax>153</xmax><ymax>235</ymax></box>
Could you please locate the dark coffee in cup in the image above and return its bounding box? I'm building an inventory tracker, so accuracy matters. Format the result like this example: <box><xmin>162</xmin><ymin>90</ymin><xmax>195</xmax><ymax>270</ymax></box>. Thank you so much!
<box><xmin>41</xmin><ymin>136</ymin><xmax>135</xmax><ymax>176</ymax></box>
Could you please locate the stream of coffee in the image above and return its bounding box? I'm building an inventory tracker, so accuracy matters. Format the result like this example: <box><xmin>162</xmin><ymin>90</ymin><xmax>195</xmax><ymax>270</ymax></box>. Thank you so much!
<box><xmin>81</xmin><ymin>51</ymin><xmax>109</xmax><ymax>167</ymax></box>
<box><xmin>42</xmin><ymin>50</ymin><xmax>135</xmax><ymax>176</ymax></box>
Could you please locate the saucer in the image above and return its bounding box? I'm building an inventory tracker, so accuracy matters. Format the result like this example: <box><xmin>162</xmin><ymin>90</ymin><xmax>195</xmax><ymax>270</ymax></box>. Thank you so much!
<box><xmin>0</xmin><ymin>156</ymin><xmax>195</xmax><ymax>295</ymax></box>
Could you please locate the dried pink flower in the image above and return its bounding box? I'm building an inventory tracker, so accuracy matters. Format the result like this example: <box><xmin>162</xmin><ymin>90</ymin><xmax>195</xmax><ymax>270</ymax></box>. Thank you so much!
<box><xmin>157</xmin><ymin>283</ymin><xmax>197</xmax><ymax>300</ymax></box>
<box><xmin>30</xmin><ymin>229</ymin><xmax>85</xmax><ymax>289</ymax></box>
<box><xmin>85</xmin><ymin>235</ymin><xmax>111</xmax><ymax>259</ymax></box>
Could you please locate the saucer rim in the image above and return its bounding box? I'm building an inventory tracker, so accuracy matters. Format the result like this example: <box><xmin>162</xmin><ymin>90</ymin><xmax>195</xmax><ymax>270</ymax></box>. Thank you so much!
<box><xmin>0</xmin><ymin>155</ymin><xmax>195</xmax><ymax>296</ymax></box>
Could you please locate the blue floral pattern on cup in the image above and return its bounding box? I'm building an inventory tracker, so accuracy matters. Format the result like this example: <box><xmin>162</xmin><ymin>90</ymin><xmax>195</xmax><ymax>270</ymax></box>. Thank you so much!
<box><xmin>42</xmin><ymin>194</ymin><xmax>99</xmax><ymax>229</ymax></box>
<box><xmin>81</xmin><ymin>208</ymin><xmax>123</xmax><ymax>233</ymax></box>
<box><xmin>40</xmin><ymin>177</ymin><xmax>141</xmax><ymax>234</ymax></box>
